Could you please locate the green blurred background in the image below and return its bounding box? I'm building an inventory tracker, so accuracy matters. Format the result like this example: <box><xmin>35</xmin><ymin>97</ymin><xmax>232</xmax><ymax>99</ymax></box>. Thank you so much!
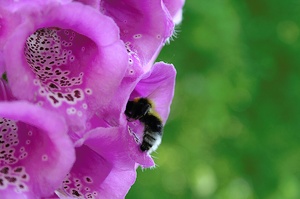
<box><xmin>127</xmin><ymin>0</ymin><xmax>300</xmax><ymax>198</ymax></box>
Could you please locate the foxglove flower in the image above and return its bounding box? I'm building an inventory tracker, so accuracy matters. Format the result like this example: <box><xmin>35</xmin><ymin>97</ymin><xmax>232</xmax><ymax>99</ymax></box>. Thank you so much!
<box><xmin>3</xmin><ymin>1</ymin><xmax>128</xmax><ymax>139</ymax></box>
<box><xmin>0</xmin><ymin>80</ymin><xmax>75</xmax><ymax>198</ymax></box>
<box><xmin>1</xmin><ymin>0</ymin><xmax>184</xmax><ymax>198</ymax></box>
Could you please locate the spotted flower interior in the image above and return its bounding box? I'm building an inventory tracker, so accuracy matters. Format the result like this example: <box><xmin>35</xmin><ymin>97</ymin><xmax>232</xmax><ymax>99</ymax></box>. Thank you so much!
<box><xmin>24</xmin><ymin>28</ymin><xmax>93</xmax><ymax>109</ymax></box>
<box><xmin>0</xmin><ymin>99</ymin><xmax>75</xmax><ymax>198</ymax></box>
<box><xmin>0</xmin><ymin>118</ymin><xmax>30</xmax><ymax>192</ymax></box>
<box><xmin>0</xmin><ymin>118</ymin><xmax>56</xmax><ymax>194</ymax></box>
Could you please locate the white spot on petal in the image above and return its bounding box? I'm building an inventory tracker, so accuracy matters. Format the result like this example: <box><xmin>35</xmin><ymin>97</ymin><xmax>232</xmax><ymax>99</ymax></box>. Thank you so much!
<box><xmin>69</xmin><ymin>55</ymin><xmax>75</xmax><ymax>62</ymax></box>
<box><xmin>85</xmin><ymin>88</ymin><xmax>92</xmax><ymax>95</ymax></box>
<box><xmin>128</xmin><ymin>58</ymin><xmax>133</xmax><ymax>65</ymax></box>
<box><xmin>128</xmin><ymin>69</ymin><xmax>134</xmax><ymax>75</ymax></box>
<box><xmin>38</xmin><ymin>88</ymin><xmax>47</xmax><ymax>96</ymax></box>
<box><xmin>42</xmin><ymin>154</ymin><xmax>48</xmax><ymax>161</ymax></box>
<box><xmin>82</xmin><ymin>103</ymin><xmax>88</xmax><ymax>109</ymax></box>
<box><xmin>33</xmin><ymin>79</ymin><xmax>40</xmax><ymax>85</ymax></box>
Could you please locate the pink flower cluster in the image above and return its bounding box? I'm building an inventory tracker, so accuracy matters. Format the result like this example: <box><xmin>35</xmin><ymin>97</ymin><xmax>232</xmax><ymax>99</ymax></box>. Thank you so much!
<box><xmin>0</xmin><ymin>0</ymin><xmax>184</xmax><ymax>198</ymax></box>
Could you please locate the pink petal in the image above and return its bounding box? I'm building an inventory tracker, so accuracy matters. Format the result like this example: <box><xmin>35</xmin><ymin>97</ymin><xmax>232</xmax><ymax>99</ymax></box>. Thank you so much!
<box><xmin>101</xmin><ymin>0</ymin><xmax>174</xmax><ymax>70</ymax></box>
<box><xmin>0</xmin><ymin>5</ymin><xmax>21</xmax><ymax>49</ymax></box>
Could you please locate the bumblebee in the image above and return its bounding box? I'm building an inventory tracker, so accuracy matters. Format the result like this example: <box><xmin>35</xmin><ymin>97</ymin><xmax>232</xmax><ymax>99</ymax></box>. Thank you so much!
<box><xmin>125</xmin><ymin>97</ymin><xmax>163</xmax><ymax>153</ymax></box>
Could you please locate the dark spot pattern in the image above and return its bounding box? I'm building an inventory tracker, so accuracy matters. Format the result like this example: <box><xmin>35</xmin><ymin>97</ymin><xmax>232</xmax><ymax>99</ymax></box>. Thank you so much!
<box><xmin>0</xmin><ymin>167</ymin><xmax>9</xmax><ymax>174</ymax></box>
<box><xmin>72</xmin><ymin>189</ymin><xmax>81</xmax><ymax>197</ymax></box>
<box><xmin>0</xmin><ymin>118</ymin><xmax>20</xmax><ymax>165</ymax></box>
<box><xmin>0</xmin><ymin>165</ymin><xmax>29</xmax><ymax>192</ymax></box>
<box><xmin>24</xmin><ymin>28</ymin><xmax>88</xmax><ymax>108</ymax></box>
<box><xmin>14</xmin><ymin>167</ymin><xmax>23</xmax><ymax>173</ymax></box>
<box><xmin>62</xmin><ymin>173</ymin><xmax>98</xmax><ymax>199</ymax></box>
<box><xmin>0</xmin><ymin>118</ymin><xmax>30</xmax><ymax>193</ymax></box>
<box><xmin>4</xmin><ymin>176</ymin><xmax>17</xmax><ymax>183</ymax></box>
